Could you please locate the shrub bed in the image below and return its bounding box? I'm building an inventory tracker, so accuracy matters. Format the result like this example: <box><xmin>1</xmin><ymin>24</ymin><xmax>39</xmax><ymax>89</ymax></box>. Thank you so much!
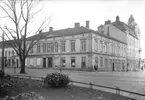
<box><xmin>44</xmin><ymin>72</ymin><xmax>70</xmax><ymax>88</ymax></box>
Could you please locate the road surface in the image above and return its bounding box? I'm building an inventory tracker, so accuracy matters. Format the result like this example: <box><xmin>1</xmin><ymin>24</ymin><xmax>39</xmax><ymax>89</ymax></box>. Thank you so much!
<box><xmin>5</xmin><ymin>68</ymin><xmax>145</xmax><ymax>100</ymax></box>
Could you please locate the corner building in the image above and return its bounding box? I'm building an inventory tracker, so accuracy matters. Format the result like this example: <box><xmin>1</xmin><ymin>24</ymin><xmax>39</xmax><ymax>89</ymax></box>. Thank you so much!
<box><xmin>0</xmin><ymin>15</ymin><xmax>141</xmax><ymax>71</ymax></box>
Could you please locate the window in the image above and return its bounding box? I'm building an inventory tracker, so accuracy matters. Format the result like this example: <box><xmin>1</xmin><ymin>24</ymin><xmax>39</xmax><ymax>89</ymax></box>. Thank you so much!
<box><xmin>100</xmin><ymin>57</ymin><xmax>103</xmax><ymax>67</ymax></box>
<box><xmin>70</xmin><ymin>40</ymin><xmax>76</xmax><ymax>52</ymax></box>
<box><xmin>55</xmin><ymin>42</ymin><xmax>58</xmax><ymax>52</ymax></box>
<box><xmin>30</xmin><ymin>47</ymin><xmax>33</xmax><ymax>53</ymax></box>
<box><xmin>37</xmin><ymin>43</ymin><xmax>40</xmax><ymax>53</ymax></box>
<box><xmin>5</xmin><ymin>51</ymin><xmax>7</xmax><ymax>57</ymax></box>
<box><xmin>12</xmin><ymin>51</ymin><xmax>14</xmax><ymax>56</ymax></box>
<box><xmin>47</xmin><ymin>43</ymin><xmax>51</xmax><ymax>52</ymax></box>
<box><xmin>95</xmin><ymin>57</ymin><xmax>98</xmax><ymax>66</ymax></box>
<box><xmin>104</xmin><ymin>58</ymin><xmax>108</xmax><ymax>67</ymax></box>
<box><xmin>80</xmin><ymin>39</ymin><xmax>86</xmax><ymax>51</ymax></box>
<box><xmin>9</xmin><ymin>51</ymin><xmax>11</xmax><ymax>56</ymax></box>
<box><xmin>43</xmin><ymin>43</ymin><xmax>46</xmax><ymax>53</ymax></box>
<box><xmin>95</xmin><ymin>39</ymin><xmax>98</xmax><ymax>51</ymax></box>
<box><xmin>61</xmin><ymin>57</ymin><xmax>65</xmax><ymax>67</ymax></box>
<box><xmin>81</xmin><ymin>56</ymin><xmax>86</xmax><ymax>68</ymax></box>
<box><xmin>71</xmin><ymin>57</ymin><xmax>75</xmax><ymax>67</ymax></box>
<box><xmin>104</xmin><ymin>41</ymin><xmax>107</xmax><ymax>53</ymax></box>
<box><xmin>100</xmin><ymin>40</ymin><xmax>103</xmax><ymax>52</ymax></box>
<box><xmin>61</xmin><ymin>41</ymin><xmax>66</xmax><ymax>52</ymax></box>
<box><xmin>118</xmin><ymin>45</ymin><xmax>120</xmax><ymax>56</ymax></box>
<box><xmin>50</xmin><ymin>42</ymin><xmax>54</xmax><ymax>52</ymax></box>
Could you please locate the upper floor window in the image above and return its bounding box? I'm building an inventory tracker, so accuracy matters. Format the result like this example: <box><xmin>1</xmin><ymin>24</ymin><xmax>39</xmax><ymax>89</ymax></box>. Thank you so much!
<box><xmin>80</xmin><ymin>39</ymin><xmax>86</xmax><ymax>51</ymax></box>
<box><xmin>70</xmin><ymin>40</ymin><xmax>76</xmax><ymax>52</ymax></box>
<box><xmin>95</xmin><ymin>39</ymin><xmax>98</xmax><ymax>51</ymax></box>
<box><xmin>37</xmin><ymin>43</ymin><xmax>40</xmax><ymax>53</ymax></box>
<box><xmin>104</xmin><ymin>41</ymin><xmax>107</xmax><ymax>53</ymax></box>
<box><xmin>12</xmin><ymin>50</ymin><xmax>14</xmax><ymax>56</ymax></box>
<box><xmin>9</xmin><ymin>51</ymin><xmax>11</xmax><ymax>56</ymax></box>
<box><xmin>100</xmin><ymin>40</ymin><xmax>103</xmax><ymax>52</ymax></box>
<box><xmin>5</xmin><ymin>51</ymin><xmax>7</xmax><ymax>57</ymax></box>
<box><xmin>55</xmin><ymin>42</ymin><xmax>58</xmax><ymax>52</ymax></box>
<box><xmin>47</xmin><ymin>43</ymin><xmax>51</xmax><ymax>52</ymax></box>
<box><xmin>61</xmin><ymin>41</ymin><xmax>66</xmax><ymax>52</ymax></box>
<box><xmin>50</xmin><ymin>42</ymin><xmax>54</xmax><ymax>52</ymax></box>
<box><xmin>30</xmin><ymin>47</ymin><xmax>33</xmax><ymax>53</ymax></box>
<box><xmin>43</xmin><ymin>43</ymin><xmax>46</xmax><ymax>53</ymax></box>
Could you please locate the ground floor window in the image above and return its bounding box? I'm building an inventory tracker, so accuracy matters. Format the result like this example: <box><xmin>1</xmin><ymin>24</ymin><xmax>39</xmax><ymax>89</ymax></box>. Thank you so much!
<box><xmin>71</xmin><ymin>57</ymin><xmax>75</xmax><ymax>67</ymax></box>
<box><xmin>100</xmin><ymin>57</ymin><xmax>103</xmax><ymax>67</ymax></box>
<box><xmin>61</xmin><ymin>57</ymin><xmax>66</xmax><ymax>67</ymax></box>
<box><xmin>81</xmin><ymin>57</ymin><xmax>86</xmax><ymax>69</ymax></box>
<box><xmin>104</xmin><ymin>58</ymin><xmax>108</xmax><ymax>68</ymax></box>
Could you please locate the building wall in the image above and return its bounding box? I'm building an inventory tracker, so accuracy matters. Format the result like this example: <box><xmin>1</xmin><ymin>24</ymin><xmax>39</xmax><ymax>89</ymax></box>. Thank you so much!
<box><xmin>100</xmin><ymin>24</ymin><xmax>127</xmax><ymax>44</ymax></box>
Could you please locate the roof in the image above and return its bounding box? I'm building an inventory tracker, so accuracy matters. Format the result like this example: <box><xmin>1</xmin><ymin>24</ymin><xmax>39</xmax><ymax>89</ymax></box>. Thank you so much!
<box><xmin>26</xmin><ymin>26</ymin><xmax>94</xmax><ymax>41</ymax></box>
<box><xmin>0</xmin><ymin>39</ymin><xmax>21</xmax><ymax>49</ymax></box>
<box><xmin>112</xmin><ymin>21</ymin><xmax>138</xmax><ymax>39</ymax></box>
<box><xmin>0</xmin><ymin>25</ymin><xmax>127</xmax><ymax>49</ymax></box>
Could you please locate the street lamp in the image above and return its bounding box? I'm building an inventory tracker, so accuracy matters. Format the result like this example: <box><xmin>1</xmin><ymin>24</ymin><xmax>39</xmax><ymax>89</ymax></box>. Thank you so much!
<box><xmin>138</xmin><ymin>48</ymin><xmax>142</xmax><ymax>71</ymax></box>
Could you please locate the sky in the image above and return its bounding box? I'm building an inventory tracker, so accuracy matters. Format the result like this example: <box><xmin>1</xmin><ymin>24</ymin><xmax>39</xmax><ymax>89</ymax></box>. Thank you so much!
<box><xmin>0</xmin><ymin>0</ymin><xmax>145</xmax><ymax>58</ymax></box>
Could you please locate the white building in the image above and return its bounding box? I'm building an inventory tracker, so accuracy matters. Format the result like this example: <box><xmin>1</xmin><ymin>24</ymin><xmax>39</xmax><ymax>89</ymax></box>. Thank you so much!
<box><xmin>0</xmin><ymin>15</ymin><xmax>141</xmax><ymax>71</ymax></box>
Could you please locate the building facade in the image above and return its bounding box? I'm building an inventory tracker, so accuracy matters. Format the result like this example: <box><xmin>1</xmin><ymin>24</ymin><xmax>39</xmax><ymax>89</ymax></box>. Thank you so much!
<box><xmin>0</xmin><ymin>15</ymin><xmax>141</xmax><ymax>71</ymax></box>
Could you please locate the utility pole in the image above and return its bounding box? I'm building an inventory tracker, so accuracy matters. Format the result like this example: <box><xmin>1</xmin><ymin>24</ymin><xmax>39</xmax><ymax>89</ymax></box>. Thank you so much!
<box><xmin>1</xmin><ymin>31</ymin><xmax>5</xmax><ymax>72</ymax></box>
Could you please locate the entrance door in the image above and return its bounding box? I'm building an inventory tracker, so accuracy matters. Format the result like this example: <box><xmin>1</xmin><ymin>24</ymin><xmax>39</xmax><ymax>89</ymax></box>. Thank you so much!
<box><xmin>48</xmin><ymin>57</ymin><xmax>53</xmax><ymax>68</ymax></box>
<box><xmin>43</xmin><ymin>58</ymin><xmax>46</xmax><ymax>68</ymax></box>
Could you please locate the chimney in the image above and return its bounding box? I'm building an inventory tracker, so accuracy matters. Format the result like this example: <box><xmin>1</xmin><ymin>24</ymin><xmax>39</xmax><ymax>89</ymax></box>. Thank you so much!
<box><xmin>39</xmin><ymin>30</ymin><xmax>42</xmax><ymax>34</ymax></box>
<box><xmin>105</xmin><ymin>20</ymin><xmax>111</xmax><ymax>25</ymax></box>
<box><xmin>74</xmin><ymin>22</ymin><xmax>80</xmax><ymax>28</ymax></box>
<box><xmin>107</xmin><ymin>27</ymin><xmax>110</xmax><ymax>36</ymax></box>
<box><xmin>86</xmin><ymin>20</ymin><xmax>89</xmax><ymax>28</ymax></box>
<box><xmin>49</xmin><ymin>27</ymin><xmax>53</xmax><ymax>32</ymax></box>
<box><xmin>116</xmin><ymin>16</ymin><xmax>120</xmax><ymax>22</ymax></box>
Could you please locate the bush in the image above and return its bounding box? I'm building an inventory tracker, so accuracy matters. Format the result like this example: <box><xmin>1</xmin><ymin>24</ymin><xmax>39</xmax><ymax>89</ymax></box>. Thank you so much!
<box><xmin>0</xmin><ymin>70</ymin><xmax>5</xmax><ymax>79</ymax></box>
<box><xmin>0</xmin><ymin>83</ymin><xmax>10</xmax><ymax>98</ymax></box>
<box><xmin>44</xmin><ymin>72</ymin><xmax>70</xmax><ymax>88</ymax></box>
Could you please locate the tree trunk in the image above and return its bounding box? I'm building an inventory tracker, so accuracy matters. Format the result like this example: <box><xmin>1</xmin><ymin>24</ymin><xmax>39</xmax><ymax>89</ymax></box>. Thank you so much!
<box><xmin>20</xmin><ymin>58</ymin><xmax>26</xmax><ymax>74</ymax></box>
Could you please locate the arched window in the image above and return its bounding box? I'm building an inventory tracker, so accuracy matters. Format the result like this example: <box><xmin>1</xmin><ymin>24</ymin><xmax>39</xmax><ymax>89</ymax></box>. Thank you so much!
<box><xmin>47</xmin><ymin>43</ymin><xmax>50</xmax><ymax>52</ymax></box>
<box><xmin>43</xmin><ymin>43</ymin><xmax>46</xmax><ymax>53</ymax></box>
<box><xmin>37</xmin><ymin>43</ymin><xmax>40</xmax><ymax>53</ymax></box>
<box><xmin>50</xmin><ymin>42</ymin><xmax>54</xmax><ymax>52</ymax></box>
<box><xmin>55</xmin><ymin>42</ymin><xmax>58</xmax><ymax>52</ymax></box>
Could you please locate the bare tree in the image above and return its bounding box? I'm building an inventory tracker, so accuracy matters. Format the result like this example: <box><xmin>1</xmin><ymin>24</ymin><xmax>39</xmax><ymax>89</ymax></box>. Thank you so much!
<box><xmin>0</xmin><ymin>0</ymin><xmax>50</xmax><ymax>73</ymax></box>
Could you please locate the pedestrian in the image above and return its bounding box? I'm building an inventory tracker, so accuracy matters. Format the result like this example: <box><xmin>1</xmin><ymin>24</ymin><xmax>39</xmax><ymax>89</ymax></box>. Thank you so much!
<box><xmin>94</xmin><ymin>64</ymin><xmax>98</xmax><ymax>71</ymax></box>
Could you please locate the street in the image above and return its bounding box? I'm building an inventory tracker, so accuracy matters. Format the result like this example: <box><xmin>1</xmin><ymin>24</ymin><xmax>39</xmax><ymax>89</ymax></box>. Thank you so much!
<box><xmin>5</xmin><ymin>68</ymin><xmax>145</xmax><ymax>100</ymax></box>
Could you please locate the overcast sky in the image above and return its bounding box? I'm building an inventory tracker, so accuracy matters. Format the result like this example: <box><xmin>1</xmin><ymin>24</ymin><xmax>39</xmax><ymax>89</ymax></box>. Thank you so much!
<box><xmin>0</xmin><ymin>0</ymin><xmax>145</xmax><ymax>58</ymax></box>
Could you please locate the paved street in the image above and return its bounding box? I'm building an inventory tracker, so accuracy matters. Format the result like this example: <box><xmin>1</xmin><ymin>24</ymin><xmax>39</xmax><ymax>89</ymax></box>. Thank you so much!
<box><xmin>5</xmin><ymin>68</ymin><xmax>145</xmax><ymax>100</ymax></box>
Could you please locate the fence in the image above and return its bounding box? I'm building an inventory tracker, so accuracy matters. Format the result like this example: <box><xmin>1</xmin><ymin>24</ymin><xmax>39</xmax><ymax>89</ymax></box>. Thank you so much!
<box><xmin>8</xmin><ymin>74</ymin><xmax>145</xmax><ymax>98</ymax></box>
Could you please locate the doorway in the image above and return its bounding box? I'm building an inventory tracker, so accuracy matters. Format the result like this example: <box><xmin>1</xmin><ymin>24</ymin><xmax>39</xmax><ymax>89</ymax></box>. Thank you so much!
<box><xmin>48</xmin><ymin>57</ymin><xmax>53</xmax><ymax>68</ymax></box>
<box><xmin>43</xmin><ymin>58</ymin><xmax>46</xmax><ymax>68</ymax></box>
